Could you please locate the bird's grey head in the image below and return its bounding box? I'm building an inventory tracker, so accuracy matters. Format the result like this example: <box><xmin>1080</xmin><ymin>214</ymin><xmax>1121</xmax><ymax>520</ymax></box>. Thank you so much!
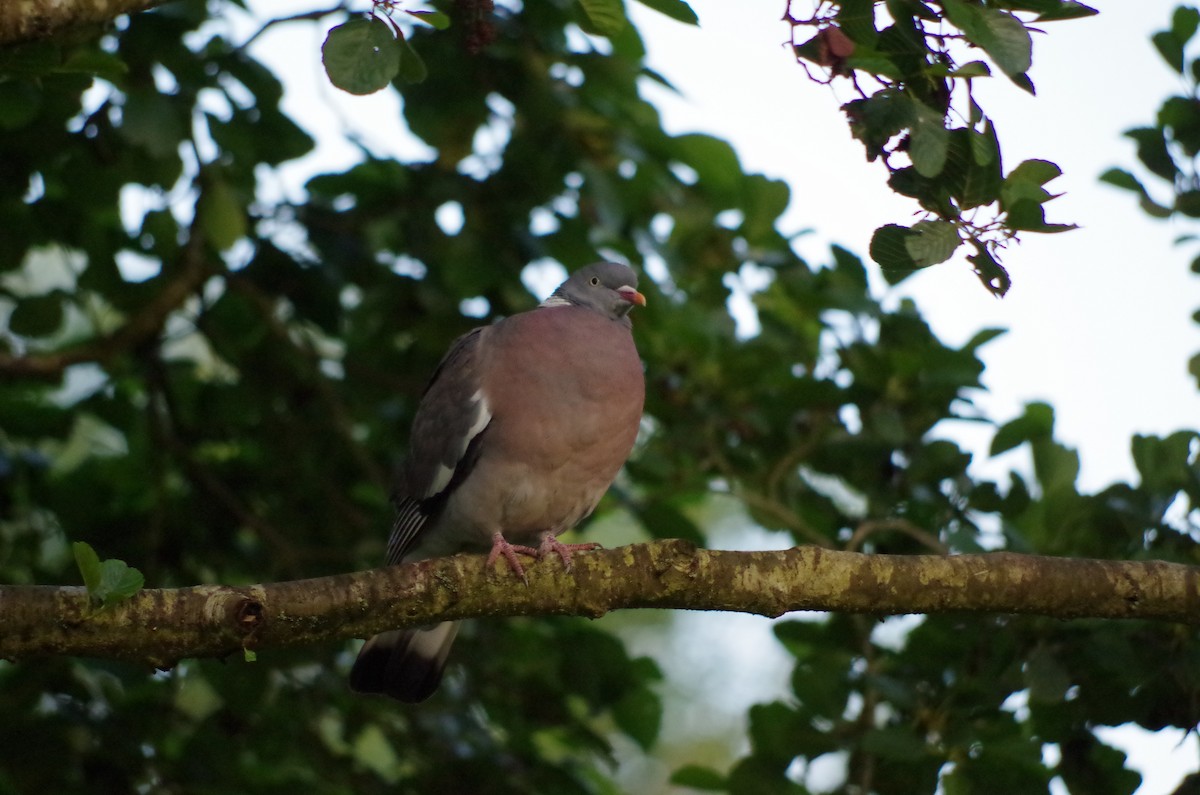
<box><xmin>541</xmin><ymin>262</ymin><xmax>646</xmax><ymax>321</ymax></box>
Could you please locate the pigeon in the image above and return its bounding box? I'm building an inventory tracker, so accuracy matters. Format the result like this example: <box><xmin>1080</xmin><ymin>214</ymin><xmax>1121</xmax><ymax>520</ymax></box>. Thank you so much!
<box><xmin>349</xmin><ymin>262</ymin><xmax>646</xmax><ymax>702</ymax></box>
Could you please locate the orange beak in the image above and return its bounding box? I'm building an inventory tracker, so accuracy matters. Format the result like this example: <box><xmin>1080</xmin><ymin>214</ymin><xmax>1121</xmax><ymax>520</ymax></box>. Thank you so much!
<box><xmin>618</xmin><ymin>286</ymin><xmax>647</xmax><ymax>306</ymax></box>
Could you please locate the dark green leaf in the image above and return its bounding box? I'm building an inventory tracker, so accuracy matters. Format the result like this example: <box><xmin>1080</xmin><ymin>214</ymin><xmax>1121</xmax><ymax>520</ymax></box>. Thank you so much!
<box><xmin>1153</xmin><ymin>30</ymin><xmax>1185</xmax><ymax>73</ymax></box>
<box><xmin>321</xmin><ymin>18</ymin><xmax>402</xmax><ymax>95</ymax></box>
<box><xmin>1026</xmin><ymin>644</ymin><xmax>1071</xmax><ymax>703</ymax></box>
<box><xmin>944</xmin><ymin>0</ymin><xmax>1033</xmax><ymax>83</ymax></box>
<box><xmin>1173</xmin><ymin>6</ymin><xmax>1200</xmax><ymax>48</ymax></box>
<box><xmin>1098</xmin><ymin>167</ymin><xmax>1144</xmax><ymax>194</ymax></box>
<box><xmin>397</xmin><ymin>36</ymin><xmax>428</xmax><ymax>83</ymax></box>
<box><xmin>1059</xmin><ymin>734</ymin><xmax>1142</xmax><ymax>795</ymax></box>
<box><xmin>577</xmin><ymin>0</ymin><xmax>627</xmax><ymax>36</ymax></box>
<box><xmin>1033</xmin><ymin>2</ymin><xmax>1099</xmax><ymax>22</ymax></box>
<box><xmin>1125</xmin><ymin>126</ymin><xmax>1178</xmax><ymax>181</ymax></box>
<box><xmin>613</xmin><ymin>685</ymin><xmax>662</xmax><ymax>749</ymax></box>
<box><xmin>838</xmin><ymin>0</ymin><xmax>879</xmax><ymax>45</ymax></box>
<box><xmin>1159</xmin><ymin>95</ymin><xmax>1200</xmax><ymax>156</ymax></box>
<box><xmin>406</xmin><ymin>9</ymin><xmax>451</xmax><ymax>29</ymax></box>
<box><xmin>634</xmin><ymin>0</ymin><xmax>698</xmax><ymax>25</ymax></box>
<box><xmin>870</xmin><ymin>223</ymin><xmax>920</xmax><ymax>278</ymax></box>
<box><xmin>637</xmin><ymin>499</ymin><xmax>704</xmax><ymax>543</ymax></box>
<box><xmin>904</xmin><ymin>219</ymin><xmax>960</xmax><ymax>267</ymax></box>
<box><xmin>946</xmin><ymin>60</ymin><xmax>992</xmax><ymax>78</ymax></box>
<box><xmin>910</xmin><ymin>101</ymin><xmax>949</xmax><ymax>177</ymax></box>
<box><xmin>860</xmin><ymin>727</ymin><xmax>929</xmax><ymax>759</ymax></box>
<box><xmin>8</xmin><ymin>292</ymin><xmax>65</xmax><ymax>338</ymax></box>
<box><xmin>670</xmin><ymin>765</ymin><xmax>727</xmax><ymax>790</ymax></box>
<box><xmin>1176</xmin><ymin>190</ymin><xmax>1200</xmax><ymax>217</ymax></box>
<box><xmin>968</xmin><ymin>244</ymin><xmax>1011</xmax><ymax>296</ymax></box>
<box><xmin>992</xmin><ymin>402</ymin><xmax>1055</xmax><ymax>456</ymax></box>
<box><xmin>0</xmin><ymin>80</ymin><xmax>42</xmax><ymax>130</ymax></box>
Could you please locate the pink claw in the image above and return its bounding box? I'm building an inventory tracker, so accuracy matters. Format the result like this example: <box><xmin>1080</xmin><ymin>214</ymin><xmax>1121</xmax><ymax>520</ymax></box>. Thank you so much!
<box><xmin>485</xmin><ymin>532</ymin><xmax>603</xmax><ymax>581</ymax></box>
<box><xmin>486</xmin><ymin>532</ymin><xmax>539</xmax><ymax>583</ymax></box>
<box><xmin>537</xmin><ymin>532</ymin><xmax>602</xmax><ymax>570</ymax></box>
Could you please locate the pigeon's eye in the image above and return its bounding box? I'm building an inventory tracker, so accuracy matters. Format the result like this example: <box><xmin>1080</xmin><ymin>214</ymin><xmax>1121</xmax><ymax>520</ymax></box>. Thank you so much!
<box><xmin>590</xmin><ymin>276</ymin><xmax>600</xmax><ymax>286</ymax></box>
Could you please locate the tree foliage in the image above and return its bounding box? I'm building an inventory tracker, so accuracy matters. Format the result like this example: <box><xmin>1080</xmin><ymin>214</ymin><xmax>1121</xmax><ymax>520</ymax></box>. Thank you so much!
<box><xmin>1</xmin><ymin>1</ymin><xmax>1198</xmax><ymax>794</ymax></box>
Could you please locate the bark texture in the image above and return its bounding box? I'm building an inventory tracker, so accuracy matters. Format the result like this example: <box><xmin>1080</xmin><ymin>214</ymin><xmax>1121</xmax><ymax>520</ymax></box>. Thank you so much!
<box><xmin>2</xmin><ymin>541</ymin><xmax>1198</xmax><ymax>668</ymax></box>
<box><xmin>0</xmin><ymin>0</ymin><xmax>169</xmax><ymax>44</ymax></box>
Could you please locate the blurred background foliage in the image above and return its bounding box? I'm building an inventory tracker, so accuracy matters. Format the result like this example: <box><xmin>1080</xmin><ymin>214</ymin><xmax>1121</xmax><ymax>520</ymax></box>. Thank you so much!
<box><xmin>1</xmin><ymin>1</ymin><xmax>1199</xmax><ymax>793</ymax></box>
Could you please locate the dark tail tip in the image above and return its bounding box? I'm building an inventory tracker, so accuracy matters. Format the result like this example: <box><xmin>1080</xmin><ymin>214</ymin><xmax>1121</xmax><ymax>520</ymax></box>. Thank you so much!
<box><xmin>349</xmin><ymin>622</ymin><xmax>460</xmax><ymax>703</ymax></box>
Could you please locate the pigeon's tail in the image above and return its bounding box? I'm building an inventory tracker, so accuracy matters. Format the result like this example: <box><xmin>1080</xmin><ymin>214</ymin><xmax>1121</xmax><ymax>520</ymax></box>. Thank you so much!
<box><xmin>349</xmin><ymin>621</ymin><xmax>460</xmax><ymax>702</ymax></box>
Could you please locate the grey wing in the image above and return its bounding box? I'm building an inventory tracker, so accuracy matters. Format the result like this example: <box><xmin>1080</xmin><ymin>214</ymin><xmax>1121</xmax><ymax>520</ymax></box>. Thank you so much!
<box><xmin>385</xmin><ymin>327</ymin><xmax>493</xmax><ymax>564</ymax></box>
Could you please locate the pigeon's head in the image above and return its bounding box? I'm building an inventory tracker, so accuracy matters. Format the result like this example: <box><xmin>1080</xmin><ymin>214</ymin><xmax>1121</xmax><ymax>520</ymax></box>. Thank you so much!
<box><xmin>545</xmin><ymin>262</ymin><xmax>646</xmax><ymax>321</ymax></box>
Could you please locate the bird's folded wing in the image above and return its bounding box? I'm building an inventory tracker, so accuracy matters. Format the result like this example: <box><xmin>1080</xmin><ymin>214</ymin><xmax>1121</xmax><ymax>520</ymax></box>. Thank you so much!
<box><xmin>386</xmin><ymin>327</ymin><xmax>493</xmax><ymax>564</ymax></box>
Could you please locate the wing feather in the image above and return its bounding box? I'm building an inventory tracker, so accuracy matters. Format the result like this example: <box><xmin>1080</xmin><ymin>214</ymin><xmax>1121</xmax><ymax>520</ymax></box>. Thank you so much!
<box><xmin>384</xmin><ymin>327</ymin><xmax>493</xmax><ymax>562</ymax></box>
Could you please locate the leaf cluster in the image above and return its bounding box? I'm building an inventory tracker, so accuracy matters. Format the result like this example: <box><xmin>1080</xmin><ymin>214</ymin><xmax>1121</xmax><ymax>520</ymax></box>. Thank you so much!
<box><xmin>791</xmin><ymin>0</ymin><xmax>1091</xmax><ymax>294</ymax></box>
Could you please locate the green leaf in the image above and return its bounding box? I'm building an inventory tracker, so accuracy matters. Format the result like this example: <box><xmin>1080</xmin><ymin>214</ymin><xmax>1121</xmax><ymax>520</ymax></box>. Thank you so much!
<box><xmin>1173</xmin><ymin>6</ymin><xmax>1200</xmax><ymax>47</ymax></box>
<box><xmin>96</xmin><ymin>558</ymin><xmax>145</xmax><ymax>607</ymax></box>
<box><xmin>991</xmin><ymin>402</ymin><xmax>1055</xmax><ymax>456</ymax></box>
<box><xmin>967</xmin><ymin>244</ymin><xmax>1010</xmax><ymax>297</ymax></box>
<box><xmin>944</xmin><ymin>0</ymin><xmax>1033</xmax><ymax>85</ymax></box>
<box><xmin>670</xmin><ymin>765</ymin><xmax>727</xmax><ymax>790</ymax></box>
<box><xmin>633</xmin><ymin>0</ymin><xmax>698</xmax><ymax>25</ymax></box>
<box><xmin>121</xmin><ymin>90</ymin><xmax>185</xmax><ymax>158</ymax></box>
<box><xmin>56</xmin><ymin>48</ymin><xmax>130</xmax><ymax>81</ymax></box>
<box><xmin>1033</xmin><ymin>2</ymin><xmax>1098</xmax><ymax>22</ymax></box>
<box><xmin>1176</xmin><ymin>190</ymin><xmax>1200</xmax><ymax>217</ymax></box>
<box><xmin>577</xmin><ymin>0</ymin><xmax>627</xmax><ymax>36</ymax></box>
<box><xmin>613</xmin><ymin>685</ymin><xmax>662</xmax><ymax>749</ymax></box>
<box><xmin>860</xmin><ymin>727</ymin><xmax>929</xmax><ymax>760</ymax></box>
<box><xmin>1125</xmin><ymin>126</ymin><xmax>1178</xmax><ymax>181</ymax></box>
<box><xmin>244</xmin><ymin>648</ymin><xmax>258</xmax><ymax>662</ymax></box>
<box><xmin>397</xmin><ymin>36</ymin><xmax>428</xmax><ymax>83</ymax></box>
<box><xmin>1153</xmin><ymin>30</ymin><xmax>1185</xmax><ymax>74</ymax></box>
<box><xmin>1098</xmin><ymin>167</ymin><xmax>1144</xmax><ymax>194</ymax></box>
<box><xmin>948</xmin><ymin>60</ymin><xmax>992</xmax><ymax>78</ymax></box>
<box><xmin>1099</xmin><ymin>168</ymin><xmax>1172</xmax><ymax>217</ymax></box>
<box><xmin>909</xmin><ymin>102</ymin><xmax>949</xmax><ymax>177</ymax></box>
<box><xmin>904</xmin><ymin>220</ymin><xmax>960</xmax><ymax>267</ymax></box>
<box><xmin>1006</xmin><ymin>198</ymin><xmax>1077</xmax><ymax>232</ymax></box>
<box><xmin>1026</xmin><ymin>644</ymin><xmax>1071</xmax><ymax>703</ymax></box>
<box><xmin>73</xmin><ymin>541</ymin><xmax>103</xmax><ymax>595</ymax></box>
<box><xmin>73</xmin><ymin>542</ymin><xmax>144</xmax><ymax>608</ymax></box>
<box><xmin>1158</xmin><ymin>95</ymin><xmax>1200</xmax><ymax>157</ymax></box>
<box><xmin>870</xmin><ymin>223</ymin><xmax>919</xmax><ymax>278</ymax></box>
<box><xmin>1007</xmin><ymin>158</ymin><xmax>1062</xmax><ymax>186</ymax></box>
<box><xmin>837</xmin><ymin>0</ymin><xmax>878</xmax><ymax>45</ymax></box>
<box><xmin>406</xmin><ymin>9</ymin><xmax>451</xmax><ymax>29</ymax></box>
<box><xmin>198</xmin><ymin>177</ymin><xmax>246</xmax><ymax>251</ymax></box>
<box><xmin>637</xmin><ymin>498</ymin><xmax>704</xmax><ymax>543</ymax></box>
<box><xmin>1131</xmin><ymin>431</ymin><xmax>1199</xmax><ymax>495</ymax></box>
<box><xmin>8</xmin><ymin>291</ymin><xmax>65</xmax><ymax>337</ymax></box>
<box><xmin>322</xmin><ymin>18</ymin><xmax>402</xmax><ymax>96</ymax></box>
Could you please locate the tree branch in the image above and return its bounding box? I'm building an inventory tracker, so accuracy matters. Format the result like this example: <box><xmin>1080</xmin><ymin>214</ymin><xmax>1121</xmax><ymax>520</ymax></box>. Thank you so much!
<box><xmin>0</xmin><ymin>0</ymin><xmax>172</xmax><ymax>44</ymax></box>
<box><xmin>0</xmin><ymin>232</ymin><xmax>211</xmax><ymax>380</ymax></box>
<box><xmin>2</xmin><ymin>541</ymin><xmax>1197</xmax><ymax>668</ymax></box>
